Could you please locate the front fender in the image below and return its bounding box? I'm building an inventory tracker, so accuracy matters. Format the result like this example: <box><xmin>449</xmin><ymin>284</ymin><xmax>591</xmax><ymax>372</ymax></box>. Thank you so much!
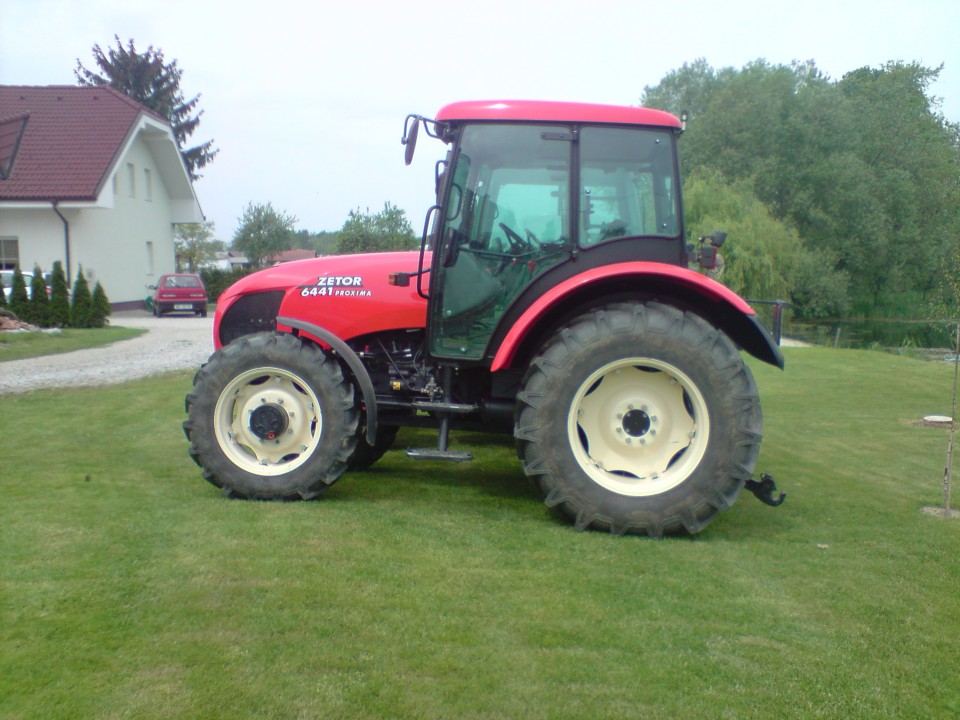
<box><xmin>489</xmin><ymin>262</ymin><xmax>784</xmax><ymax>371</ymax></box>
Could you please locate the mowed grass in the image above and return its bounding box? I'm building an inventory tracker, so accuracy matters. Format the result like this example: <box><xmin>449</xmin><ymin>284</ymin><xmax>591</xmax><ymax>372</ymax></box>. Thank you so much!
<box><xmin>1</xmin><ymin>348</ymin><xmax>958</xmax><ymax>719</ymax></box>
<box><xmin>0</xmin><ymin>326</ymin><xmax>145</xmax><ymax>362</ymax></box>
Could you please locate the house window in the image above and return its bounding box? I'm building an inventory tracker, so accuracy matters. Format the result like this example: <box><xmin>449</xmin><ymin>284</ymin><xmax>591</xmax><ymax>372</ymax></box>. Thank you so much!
<box><xmin>0</xmin><ymin>237</ymin><xmax>19</xmax><ymax>270</ymax></box>
<box><xmin>145</xmin><ymin>240</ymin><xmax>154</xmax><ymax>276</ymax></box>
<box><xmin>127</xmin><ymin>162</ymin><xmax>136</xmax><ymax>198</ymax></box>
<box><xmin>144</xmin><ymin>168</ymin><xmax>152</xmax><ymax>201</ymax></box>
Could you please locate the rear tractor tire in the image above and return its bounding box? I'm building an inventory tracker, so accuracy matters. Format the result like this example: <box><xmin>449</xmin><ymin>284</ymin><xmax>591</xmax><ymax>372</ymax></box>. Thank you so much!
<box><xmin>515</xmin><ymin>302</ymin><xmax>762</xmax><ymax>537</ymax></box>
<box><xmin>183</xmin><ymin>332</ymin><xmax>359</xmax><ymax>500</ymax></box>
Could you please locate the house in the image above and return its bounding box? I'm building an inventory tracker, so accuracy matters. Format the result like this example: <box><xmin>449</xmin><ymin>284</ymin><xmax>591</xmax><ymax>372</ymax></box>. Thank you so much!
<box><xmin>207</xmin><ymin>250</ymin><xmax>251</xmax><ymax>271</ymax></box>
<box><xmin>0</xmin><ymin>85</ymin><xmax>203</xmax><ymax>308</ymax></box>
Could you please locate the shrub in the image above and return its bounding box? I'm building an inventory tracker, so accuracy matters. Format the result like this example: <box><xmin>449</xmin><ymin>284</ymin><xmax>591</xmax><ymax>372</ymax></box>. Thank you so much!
<box><xmin>70</xmin><ymin>267</ymin><xmax>94</xmax><ymax>328</ymax></box>
<box><xmin>91</xmin><ymin>282</ymin><xmax>111</xmax><ymax>328</ymax></box>
<box><xmin>48</xmin><ymin>261</ymin><xmax>70</xmax><ymax>327</ymax></box>
<box><xmin>23</xmin><ymin>266</ymin><xmax>51</xmax><ymax>327</ymax></box>
<box><xmin>199</xmin><ymin>267</ymin><xmax>250</xmax><ymax>303</ymax></box>
<box><xmin>9</xmin><ymin>267</ymin><xmax>29</xmax><ymax>318</ymax></box>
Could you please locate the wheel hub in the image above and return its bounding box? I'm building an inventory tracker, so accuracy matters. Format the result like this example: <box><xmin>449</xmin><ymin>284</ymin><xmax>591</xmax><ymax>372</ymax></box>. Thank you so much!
<box><xmin>621</xmin><ymin>408</ymin><xmax>651</xmax><ymax>437</ymax></box>
<box><xmin>249</xmin><ymin>404</ymin><xmax>289</xmax><ymax>440</ymax></box>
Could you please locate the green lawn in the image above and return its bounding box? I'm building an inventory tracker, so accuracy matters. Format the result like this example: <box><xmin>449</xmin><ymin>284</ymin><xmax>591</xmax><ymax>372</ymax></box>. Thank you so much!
<box><xmin>0</xmin><ymin>326</ymin><xmax>145</xmax><ymax>362</ymax></box>
<box><xmin>1</xmin><ymin>348</ymin><xmax>958</xmax><ymax>719</ymax></box>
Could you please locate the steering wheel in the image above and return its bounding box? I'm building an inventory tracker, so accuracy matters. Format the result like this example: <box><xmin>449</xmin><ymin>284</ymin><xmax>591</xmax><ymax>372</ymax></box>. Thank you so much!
<box><xmin>499</xmin><ymin>222</ymin><xmax>538</xmax><ymax>253</ymax></box>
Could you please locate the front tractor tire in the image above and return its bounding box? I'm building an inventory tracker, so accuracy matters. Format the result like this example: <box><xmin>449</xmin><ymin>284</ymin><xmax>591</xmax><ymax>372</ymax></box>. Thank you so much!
<box><xmin>515</xmin><ymin>302</ymin><xmax>762</xmax><ymax>537</ymax></box>
<box><xmin>183</xmin><ymin>332</ymin><xmax>359</xmax><ymax>500</ymax></box>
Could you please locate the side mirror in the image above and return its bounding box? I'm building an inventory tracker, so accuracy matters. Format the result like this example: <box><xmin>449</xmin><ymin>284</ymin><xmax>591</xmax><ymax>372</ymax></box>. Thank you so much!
<box><xmin>709</xmin><ymin>230</ymin><xmax>727</xmax><ymax>248</ymax></box>
<box><xmin>402</xmin><ymin>115</ymin><xmax>420</xmax><ymax>166</ymax></box>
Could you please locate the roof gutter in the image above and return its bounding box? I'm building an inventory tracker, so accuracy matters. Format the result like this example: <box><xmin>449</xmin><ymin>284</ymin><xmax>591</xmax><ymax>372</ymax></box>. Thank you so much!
<box><xmin>51</xmin><ymin>201</ymin><xmax>72</xmax><ymax>285</ymax></box>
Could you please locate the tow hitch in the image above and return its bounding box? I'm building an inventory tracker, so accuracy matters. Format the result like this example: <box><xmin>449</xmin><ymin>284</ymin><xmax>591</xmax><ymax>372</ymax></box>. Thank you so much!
<box><xmin>744</xmin><ymin>473</ymin><xmax>786</xmax><ymax>507</ymax></box>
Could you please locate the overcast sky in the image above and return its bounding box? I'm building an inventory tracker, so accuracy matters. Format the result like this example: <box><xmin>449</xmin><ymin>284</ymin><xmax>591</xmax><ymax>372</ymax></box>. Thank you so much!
<box><xmin>2</xmin><ymin>0</ymin><xmax>958</xmax><ymax>243</ymax></box>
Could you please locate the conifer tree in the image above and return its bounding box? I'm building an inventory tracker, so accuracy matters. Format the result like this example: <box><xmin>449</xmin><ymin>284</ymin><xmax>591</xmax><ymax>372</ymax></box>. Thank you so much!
<box><xmin>48</xmin><ymin>261</ymin><xmax>70</xmax><ymax>327</ymax></box>
<box><xmin>71</xmin><ymin>267</ymin><xmax>94</xmax><ymax>328</ymax></box>
<box><xmin>26</xmin><ymin>266</ymin><xmax>51</xmax><ymax>327</ymax></box>
<box><xmin>9</xmin><ymin>267</ymin><xmax>29</xmax><ymax>318</ymax></box>
<box><xmin>75</xmin><ymin>36</ymin><xmax>218</xmax><ymax>180</ymax></box>
<box><xmin>91</xmin><ymin>281</ymin><xmax>111</xmax><ymax>328</ymax></box>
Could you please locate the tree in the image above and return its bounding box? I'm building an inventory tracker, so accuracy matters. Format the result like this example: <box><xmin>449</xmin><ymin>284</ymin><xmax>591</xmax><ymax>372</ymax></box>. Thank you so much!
<box><xmin>8</xmin><ymin>267</ymin><xmax>28</xmax><ymax>318</ymax></box>
<box><xmin>641</xmin><ymin>57</ymin><xmax>735</xmax><ymax>121</ymax></box>
<box><xmin>0</xmin><ymin>272</ymin><xmax>5</xmax><ymax>308</ymax></box>
<box><xmin>292</xmin><ymin>229</ymin><xmax>340</xmax><ymax>256</ymax></box>
<box><xmin>75</xmin><ymin>36</ymin><xmax>218</xmax><ymax>180</ymax></box>
<box><xmin>683</xmin><ymin>169</ymin><xmax>849</xmax><ymax>318</ymax></box>
<box><xmin>24</xmin><ymin>266</ymin><xmax>51</xmax><ymax>327</ymax></box>
<box><xmin>643</xmin><ymin>58</ymin><xmax>960</xmax><ymax>315</ymax></box>
<box><xmin>336</xmin><ymin>202</ymin><xmax>416</xmax><ymax>255</ymax></box>
<box><xmin>91</xmin><ymin>282</ymin><xmax>111</xmax><ymax>328</ymax></box>
<box><xmin>232</xmin><ymin>202</ymin><xmax>298</xmax><ymax>268</ymax></box>
<box><xmin>70</xmin><ymin>267</ymin><xmax>93</xmax><ymax>328</ymax></box>
<box><xmin>48</xmin><ymin>261</ymin><xmax>71</xmax><ymax>327</ymax></box>
<box><xmin>175</xmin><ymin>222</ymin><xmax>222</xmax><ymax>271</ymax></box>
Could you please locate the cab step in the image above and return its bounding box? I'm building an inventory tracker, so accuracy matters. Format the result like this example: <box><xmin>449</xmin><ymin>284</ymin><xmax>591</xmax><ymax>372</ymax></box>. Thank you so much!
<box><xmin>405</xmin><ymin>447</ymin><xmax>473</xmax><ymax>462</ymax></box>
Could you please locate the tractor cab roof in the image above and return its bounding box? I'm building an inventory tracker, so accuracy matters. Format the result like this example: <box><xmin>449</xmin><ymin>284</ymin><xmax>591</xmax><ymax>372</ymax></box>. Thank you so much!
<box><xmin>435</xmin><ymin>100</ymin><xmax>682</xmax><ymax>129</ymax></box>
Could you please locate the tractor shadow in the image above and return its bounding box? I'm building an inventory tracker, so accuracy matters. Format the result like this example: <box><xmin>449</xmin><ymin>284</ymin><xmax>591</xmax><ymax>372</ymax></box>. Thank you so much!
<box><xmin>343</xmin><ymin>428</ymin><xmax>541</xmax><ymax>504</ymax></box>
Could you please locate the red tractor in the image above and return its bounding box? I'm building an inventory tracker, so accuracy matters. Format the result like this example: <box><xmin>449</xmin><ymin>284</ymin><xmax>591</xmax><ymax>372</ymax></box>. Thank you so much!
<box><xmin>184</xmin><ymin>100</ymin><xmax>784</xmax><ymax>537</ymax></box>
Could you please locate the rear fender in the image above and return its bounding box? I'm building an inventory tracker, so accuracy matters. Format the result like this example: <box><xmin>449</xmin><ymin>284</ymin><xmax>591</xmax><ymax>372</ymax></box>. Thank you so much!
<box><xmin>489</xmin><ymin>262</ymin><xmax>784</xmax><ymax>371</ymax></box>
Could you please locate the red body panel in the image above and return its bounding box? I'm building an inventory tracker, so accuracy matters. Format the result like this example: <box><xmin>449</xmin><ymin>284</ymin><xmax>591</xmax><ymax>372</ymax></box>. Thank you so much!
<box><xmin>213</xmin><ymin>252</ymin><xmax>428</xmax><ymax>349</ymax></box>
<box><xmin>490</xmin><ymin>262</ymin><xmax>756</xmax><ymax>371</ymax></box>
<box><xmin>436</xmin><ymin>100</ymin><xmax>682</xmax><ymax>129</ymax></box>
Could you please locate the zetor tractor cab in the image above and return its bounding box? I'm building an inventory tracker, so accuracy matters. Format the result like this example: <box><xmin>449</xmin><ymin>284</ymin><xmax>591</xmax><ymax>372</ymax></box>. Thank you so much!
<box><xmin>184</xmin><ymin>100</ymin><xmax>784</xmax><ymax>537</ymax></box>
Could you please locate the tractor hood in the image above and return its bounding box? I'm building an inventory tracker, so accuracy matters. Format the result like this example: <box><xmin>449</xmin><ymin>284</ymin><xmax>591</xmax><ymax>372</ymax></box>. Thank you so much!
<box><xmin>214</xmin><ymin>251</ymin><xmax>430</xmax><ymax>348</ymax></box>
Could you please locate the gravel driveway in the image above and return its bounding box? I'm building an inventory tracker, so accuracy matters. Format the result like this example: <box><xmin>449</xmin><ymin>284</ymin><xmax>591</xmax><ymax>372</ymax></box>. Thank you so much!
<box><xmin>0</xmin><ymin>310</ymin><xmax>215</xmax><ymax>394</ymax></box>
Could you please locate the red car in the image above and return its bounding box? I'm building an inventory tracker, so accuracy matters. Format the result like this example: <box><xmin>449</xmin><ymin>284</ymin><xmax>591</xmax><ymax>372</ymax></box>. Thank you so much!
<box><xmin>151</xmin><ymin>273</ymin><xmax>208</xmax><ymax>317</ymax></box>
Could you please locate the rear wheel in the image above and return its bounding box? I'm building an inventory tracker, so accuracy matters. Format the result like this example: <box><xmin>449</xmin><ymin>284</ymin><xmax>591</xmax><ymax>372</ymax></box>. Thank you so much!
<box><xmin>183</xmin><ymin>332</ymin><xmax>359</xmax><ymax>499</ymax></box>
<box><xmin>515</xmin><ymin>302</ymin><xmax>761</xmax><ymax>537</ymax></box>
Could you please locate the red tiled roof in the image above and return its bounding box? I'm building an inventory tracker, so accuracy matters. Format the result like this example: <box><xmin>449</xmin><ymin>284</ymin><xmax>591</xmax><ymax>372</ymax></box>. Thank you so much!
<box><xmin>0</xmin><ymin>85</ymin><xmax>167</xmax><ymax>201</ymax></box>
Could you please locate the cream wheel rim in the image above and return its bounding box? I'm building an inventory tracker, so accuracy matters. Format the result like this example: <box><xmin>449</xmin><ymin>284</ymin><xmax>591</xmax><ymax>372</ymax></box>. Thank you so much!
<box><xmin>567</xmin><ymin>358</ymin><xmax>710</xmax><ymax>496</ymax></box>
<box><xmin>213</xmin><ymin>366</ymin><xmax>322</xmax><ymax>476</ymax></box>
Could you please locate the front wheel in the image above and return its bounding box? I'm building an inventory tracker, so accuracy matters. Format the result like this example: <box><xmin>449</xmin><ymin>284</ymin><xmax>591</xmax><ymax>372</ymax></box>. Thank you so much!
<box><xmin>183</xmin><ymin>332</ymin><xmax>359</xmax><ymax>499</ymax></box>
<box><xmin>515</xmin><ymin>302</ymin><xmax>762</xmax><ymax>537</ymax></box>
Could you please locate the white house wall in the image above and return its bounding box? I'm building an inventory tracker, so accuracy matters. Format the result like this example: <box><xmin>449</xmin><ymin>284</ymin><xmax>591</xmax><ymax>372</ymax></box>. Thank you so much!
<box><xmin>0</xmin><ymin>133</ymin><xmax>184</xmax><ymax>305</ymax></box>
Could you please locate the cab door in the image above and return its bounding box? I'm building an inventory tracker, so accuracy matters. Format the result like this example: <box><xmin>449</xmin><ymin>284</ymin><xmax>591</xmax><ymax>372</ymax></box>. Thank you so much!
<box><xmin>429</xmin><ymin>123</ymin><xmax>572</xmax><ymax>360</ymax></box>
